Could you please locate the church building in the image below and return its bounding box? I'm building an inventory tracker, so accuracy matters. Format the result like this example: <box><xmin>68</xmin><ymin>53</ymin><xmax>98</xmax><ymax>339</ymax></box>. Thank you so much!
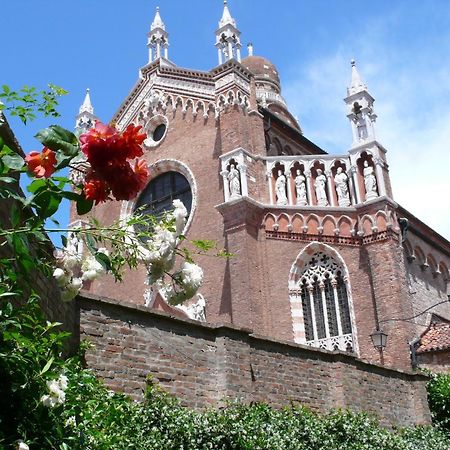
<box><xmin>71</xmin><ymin>1</ymin><xmax>450</xmax><ymax>373</ymax></box>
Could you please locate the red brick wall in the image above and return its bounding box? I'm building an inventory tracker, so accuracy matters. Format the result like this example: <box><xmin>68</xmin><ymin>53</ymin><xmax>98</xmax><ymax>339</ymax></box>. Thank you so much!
<box><xmin>78</xmin><ymin>292</ymin><xmax>430</xmax><ymax>427</ymax></box>
<box><xmin>418</xmin><ymin>350</ymin><xmax>450</xmax><ymax>373</ymax></box>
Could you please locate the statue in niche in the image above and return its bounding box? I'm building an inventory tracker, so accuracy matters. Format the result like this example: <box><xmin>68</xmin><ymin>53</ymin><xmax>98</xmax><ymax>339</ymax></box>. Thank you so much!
<box><xmin>228</xmin><ymin>164</ymin><xmax>241</xmax><ymax>199</ymax></box>
<box><xmin>176</xmin><ymin>294</ymin><xmax>206</xmax><ymax>322</ymax></box>
<box><xmin>363</xmin><ymin>160</ymin><xmax>378</xmax><ymax>200</ymax></box>
<box><xmin>357</xmin><ymin>120</ymin><xmax>368</xmax><ymax>140</ymax></box>
<box><xmin>314</xmin><ymin>169</ymin><xmax>328</xmax><ymax>206</ymax></box>
<box><xmin>275</xmin><ymin>169</ymin><xmax>288</xmax><ymax>205</ymax></box>
<box><xmin>334</xmin><ymin>167</ymin><xmax>351</xmax><ymax>207</ymax></box>
<box><xmin>294</xmin><ymin>169</ymin><xmax>307</xmax><ymax>206</ymax></box>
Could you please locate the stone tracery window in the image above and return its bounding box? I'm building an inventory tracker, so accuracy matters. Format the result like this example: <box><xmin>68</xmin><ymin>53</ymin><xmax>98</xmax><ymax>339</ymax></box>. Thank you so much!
<box><xmin>294</xmin><ymin>251</ymin><xmax>354</xmax><ymax>352</ymax></box>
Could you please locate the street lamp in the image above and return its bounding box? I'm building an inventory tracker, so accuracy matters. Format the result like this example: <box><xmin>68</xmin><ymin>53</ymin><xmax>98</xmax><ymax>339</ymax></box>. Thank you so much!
<box><xmin>370</xmin><ymin>328</ymin><xmax>388</xmax><ymax>350</ymax></box>
<box><xmin>370</xmin><ymin>328</ymin><xmax>388</xmax><ymax>365</ymax></box>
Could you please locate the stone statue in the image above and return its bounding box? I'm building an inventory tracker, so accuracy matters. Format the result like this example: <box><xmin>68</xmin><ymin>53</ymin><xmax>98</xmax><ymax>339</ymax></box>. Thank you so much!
<box><xmin>363</xmin><ymin>160</ymin><xmax>378</xmax><ymax>200</ymax></box>
<box><xmin>228</xmin><ymin>164</ymin><xmax>241</xmax><ymax>199</ymax></box>
<box><xmin>176</xmin><ymin>294</ymin><xmax>206</xmax><ymax>322</ymax></box>
<box><xmin>275</xmin><ymin>170</ymin><xmax>288</xmax><ymax>205</ymax></box>
<box><xmin>356</xmin><ymin>117</ymin><xmax>368</xmax><ymax>141</ymax></box>
<box><xmin>294</xmin><ymin>169</ymin><xmax>307</xmax><ymax>205</ymax></box>
<box><xmin>334</xmin><ymin>167</ymin><xmax>351</xmax><ymax>207</ymax></box>
<box><xmin>314</xmin><ymin>169</ymin><xmax>328</xmax><ymax>206</ymax></box>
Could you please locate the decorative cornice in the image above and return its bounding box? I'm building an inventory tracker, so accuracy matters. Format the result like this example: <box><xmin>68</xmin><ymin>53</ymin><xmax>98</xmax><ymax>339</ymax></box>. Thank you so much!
<box><xmin>266</xmin><ymin>229</ymin><xmax>398</xmax><ymax>247</ymax></box>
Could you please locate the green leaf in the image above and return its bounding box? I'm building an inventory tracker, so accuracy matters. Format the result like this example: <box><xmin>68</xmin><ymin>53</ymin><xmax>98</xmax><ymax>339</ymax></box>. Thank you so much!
<box><xmin>76</xmin><ymin>196</ymin><xmax>94</xmax><ymax>215</ymax></box>
<box><xmin>35</xmin><ymin>125</ymin><xmax>79</xmax><ymax>156</ymax></box>
<box><xmin>39</xmin><ymin>356</ymin><xmax>54</xmax><ymax>375</ymax></box>
<box><xmin>2</xmin><ymin>153</ymin><xmax>24</xmax><ymax>170</ymax></box>
<box><xmin>95</xmin><ymin>252</ymin><xmax>112</xmax><ymax>272</ymax></box>
<box><xmin>11</xmin><ymin>202</ymin><xmax>21</xmax><ymax>227</ymax></box>
<box><xmin>192</xmin><ymin>239</ymin><xmax>216</xmax><ymax>252</ymax></box>
<box><xmin>0</xmin><ymin>176</ymin><xmax>17</xmax><ymax>184</ymax></box>
<box><xmin>85</xmin><ymin>233</ymin><xmax>97</xmax><ymax>254</ymax></box>
<box><xmin>55</xmin><ymin>152</ymin><xmax>74</xmax><ymax>170</ymax></box>
<box><xmin>61</xmin><ymin>191</ymin><xmax>82</xmax><ymax>201</ymax></box>
<box><xmin>33</xmin><ymin>191</ymin><xmax>62</xmax><ymax>219</ymax></box>
<box><xmin>61</xmin><ymin>234</ymin><xmax>67</xmax><ymax>248</ymax></box>
<box><xmin>27</xmin><ymin>178</ymin><xmax>47</xmax><ymax>193</ymax></box>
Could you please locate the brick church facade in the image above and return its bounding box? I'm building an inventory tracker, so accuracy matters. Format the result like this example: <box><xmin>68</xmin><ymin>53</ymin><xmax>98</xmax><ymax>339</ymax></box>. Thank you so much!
<box><xmin>71</xmin><ymin>1</ymin><xmax>450</xmax><ymax>377</ymax></box>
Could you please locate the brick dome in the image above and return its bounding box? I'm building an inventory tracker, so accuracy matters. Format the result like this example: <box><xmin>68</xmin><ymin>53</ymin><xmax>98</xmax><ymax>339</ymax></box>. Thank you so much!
<box><xmin>242</xmin><ymin>55</ymin><xmax>281</xmax><ymax>90</ymax></box>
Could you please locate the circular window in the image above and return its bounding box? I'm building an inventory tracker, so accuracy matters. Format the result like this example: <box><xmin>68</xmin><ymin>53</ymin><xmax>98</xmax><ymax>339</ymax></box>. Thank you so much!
<box><xmin>152</xmin><ymin>123</ymin><xmax>166</xmax><ymax>142</ymax></box>
<box><xmin>133</xmin><ymin>171</ymin><xmax>192</xmax><ymax>240</ymax></box>
<box><xmin>143</xmin><ymin>114</ymin><xmax>168</xmax><ymax>148</ymax></box>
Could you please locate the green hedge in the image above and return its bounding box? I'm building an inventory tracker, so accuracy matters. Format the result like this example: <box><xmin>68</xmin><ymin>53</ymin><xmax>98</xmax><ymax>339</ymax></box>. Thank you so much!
<box><xmin>427</xmin><ymin>370</ymin><xmax>450</xmax><ymax>433</ymax></box>
<box><xmin>1</xmin><ymin>300</ymin><xmax>449</xmax><ymax>449</ymax></box>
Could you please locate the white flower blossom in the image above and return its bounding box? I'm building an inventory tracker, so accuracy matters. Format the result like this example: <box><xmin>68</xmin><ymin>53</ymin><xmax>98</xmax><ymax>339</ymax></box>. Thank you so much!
<box><xmin>81</xmin><ymin>255</ymin><xmax>105</xmax><ymax>281</ymax></box>
<box><xmin>58</xmin><ymin>374</ymin><xmax>69</xmax><ymax>390</ymax></box>
<box><xmin>41</xmin><ymin>374</ymin><xmax>68</xmax><ymax>408</ymax></box>
<box><xmin>65</xmin><ymin>416</ymin><xmax>76</xmax><ymax>427</ymax></box>
<box><xmin>53</xmin><ymin>267</ymin><xmax>71</xmax><ymax>287</ymax></box>
<box><xmin>41</xmin><ymin>394</ymin><xmax>57</xmax><ymax>408</ymax></box>
<box><xmin>171</xmin><ymin>199</ymin><xmax>188</xmax><ymax>236</ymax></box>
<box><xmin>61</xmin><ymin>277</ymin><xmax>82</xmax><ymax>302</ymax></box>
<box><xmin>15</xmin><ymin>440</ymin><xmax>29</xmax><ymax>450</ymax></box>
<box><xmin>180</xmin><ymin>262</ymin><xmax>203</xmax><ymax>290</ymax></box>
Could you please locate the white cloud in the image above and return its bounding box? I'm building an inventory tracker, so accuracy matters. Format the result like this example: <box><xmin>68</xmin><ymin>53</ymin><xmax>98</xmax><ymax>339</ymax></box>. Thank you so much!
<box><xmin>283</xmin><ymin>8</ymin><xmax>450</xmax><ymax>240</ymax></box>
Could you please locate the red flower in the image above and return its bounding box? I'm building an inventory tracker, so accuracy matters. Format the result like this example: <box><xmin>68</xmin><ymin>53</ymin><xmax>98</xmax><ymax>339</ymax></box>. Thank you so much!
<box><xmin>25</xmin><ymin>147</ymin><xmax>57</xmax><ymax>178</ymax></box>
<box><xmin>83</xmin><ymin>175</ymin><xmax>110</xmax><ymax>204</ymax></box>
<box><xmin>80</xmin><ymin>122</ymin><xmax>120</xmax><ymax>168</ymax></box>
<box><xmin>79</xmin><ymin>122</ymin><xmax>149</xmax><ymax>203</ymax></box>
<box><xmin>80</xmin><ymin>122</ymin><xmax>146</xmax><ymax>169</ymax></box>
<box><xmin>106</xmin><ymin>162</ymin><xmax>138</xmax><ymax>201</ymax></box>
<box><xmin>119</xmin><ymin>124</ymin><xmax>146</xmax><ymax>160</ymax></box>
<box><xmin>133</xmin><ymin>159</ymin><xmax>149</xmax><ymax>190</ymax></box>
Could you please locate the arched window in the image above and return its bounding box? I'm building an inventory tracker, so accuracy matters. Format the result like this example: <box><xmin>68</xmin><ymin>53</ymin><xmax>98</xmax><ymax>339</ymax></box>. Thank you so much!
<box><xmin>290</xmin><ymin>248</ymin><xmax>355</xmax><ymax>353</ymax></box>
<box><xmin>133</xmin><ymin>171</ymin><xmax>192</xmax><ymax>240</ymax></box>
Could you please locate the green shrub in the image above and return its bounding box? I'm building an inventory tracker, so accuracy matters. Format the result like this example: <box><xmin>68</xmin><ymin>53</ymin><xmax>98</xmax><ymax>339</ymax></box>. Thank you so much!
<box><xmin>427</xmin><ymin>370</ymin><xmax>450</xmax><ymax>433</ymax></box>
<box><xmin>1</xmin><ymin>300</ymin><xmax>449</xmax><ymax>449</ymax></box>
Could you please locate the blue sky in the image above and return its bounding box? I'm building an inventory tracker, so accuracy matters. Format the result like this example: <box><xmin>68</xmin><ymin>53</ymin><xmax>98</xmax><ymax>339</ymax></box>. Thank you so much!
<box><xmin>3</xmin><ymin>0</ymin><xmax>450</xmax><ymax>239</ymax></box>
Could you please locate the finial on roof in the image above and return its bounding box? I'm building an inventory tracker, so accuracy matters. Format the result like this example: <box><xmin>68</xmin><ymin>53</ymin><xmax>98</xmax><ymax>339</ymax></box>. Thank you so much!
<box><xmin>148</xmin><ymin>6</ymin><xmax>169</xmax><ymax>62</ymax></box>
<box><xmin>151</xmin><ymin>6</ymin><xmax>165</xmax><ymax>30</ymax></box>
<box><xmin>219</xmin><ymin>0</ymin><xmax>236</xmax><ymax>28</ymax></box>
<box><xmin>247</xmin><ymin>43</ymin><xmax>254</xmax><ymax>56</ymax></box>
<box><xmin>344</xmin><ymin>59</ymin><xmax>378</xmax><ymax>147</ymax></box>
<box><xmin>79</xmin><ymin>88</ymin><xmax>94</xmax><ymax>115</ymax></box>
<box><xmin>348</xmin><ymin>58</ymin><xmax>367</xmax><ymax>95</ymax></box>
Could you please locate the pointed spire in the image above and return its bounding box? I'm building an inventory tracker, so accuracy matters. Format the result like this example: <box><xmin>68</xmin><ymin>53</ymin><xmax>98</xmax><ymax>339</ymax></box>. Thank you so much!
<box><xmin>219</xmin><ymin>0</ymin><xmax>236</xmax><ymax>28</ymax></box>
<box><xmin>147</xmin><ymin>6</ymin><xmax>169</xmax><ymax>62</ymax></box>
<box><xmin>344</xmin><ymin>60</ymin><xmax>377</xmax><ymax>147</ymax></box>
<box><xmin>215</xmin><ymin>0</ymin><xmax>242</xmax><ymax>64</ymax></box>
<box><xmin>79</xmin><ymin>88</ymin><xmax>93</xmax><ymax>115</ymax></box>
<box><xmin>75</xmin><ymin>88</ymin><xmax>96</xmax><ymax>132</ymax></box>
<box><xmin>151</xmin><ymin>6</ymin><xmax>165</xmax><ymax>31</ymax></box>
<box><xmin>347</xmin><ymin>59</ymin><xmax>367</xmax><ymax>96</ymax></box>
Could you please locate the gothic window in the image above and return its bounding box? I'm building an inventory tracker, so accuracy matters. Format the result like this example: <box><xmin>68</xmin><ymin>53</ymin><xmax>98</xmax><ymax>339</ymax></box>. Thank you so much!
<box><xmin>296</xmin><ymin>252</ymin><xmax>354</xmax><ymax>352</ymax></box>
<box><xmin>133</xmin><ymin>171</ymin><xmax>192</xmax><ymax>240</ymax></box>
